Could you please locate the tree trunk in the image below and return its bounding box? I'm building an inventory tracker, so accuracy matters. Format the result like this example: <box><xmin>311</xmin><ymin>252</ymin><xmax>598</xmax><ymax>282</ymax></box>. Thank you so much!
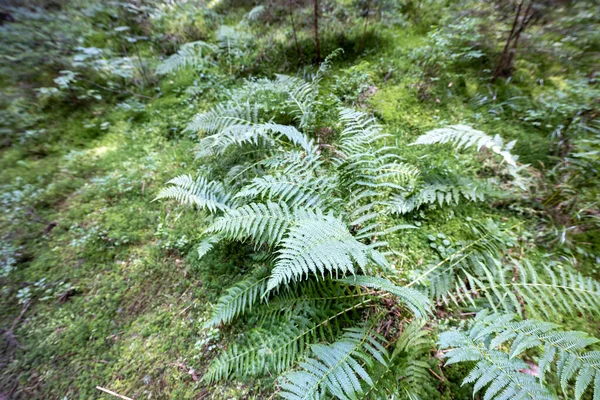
<box><xmin>492</xmin><ymin>0</ymin><xmax>535</xmax><ymax>82</ymax></box>
<box><xmin>289</xmin><ymin>0</ymin><xmax>302</xmax><ymax>61</ymax></box>
<box><xmin>313</xmin><ymin>0</ymin><xmax>321</xmax><ymax>62</ymax></box>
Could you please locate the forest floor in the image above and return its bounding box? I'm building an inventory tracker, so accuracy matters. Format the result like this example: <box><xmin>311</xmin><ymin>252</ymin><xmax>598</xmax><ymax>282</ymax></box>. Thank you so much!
<box><xmin>1</xmin><ymin>1</ymin><xmax>598</xmax><ymax>399</ymax></box>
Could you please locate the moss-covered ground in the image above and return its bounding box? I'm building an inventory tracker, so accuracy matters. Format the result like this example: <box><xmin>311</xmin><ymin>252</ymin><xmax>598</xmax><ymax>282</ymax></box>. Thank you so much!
<box><xmin>1</xmin><ymin>1</ymin><xmax>598</xmax><ymax>398</ymax></box>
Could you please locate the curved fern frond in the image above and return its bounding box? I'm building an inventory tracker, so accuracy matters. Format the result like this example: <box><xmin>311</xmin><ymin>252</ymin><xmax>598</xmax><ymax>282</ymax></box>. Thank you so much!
<box><xmin>204</xmin><ymin>266</ymin><xmax>270</xmax><ymax>328</ymax></box>
<box><xmin>186</xmin><ymin>102</ymin><xmax>260</xmax><ymax>135</ymax></box>
<box><xmin>411</xmin><ymin>125</ymin><xmax>518</xmax><ymax>167</ymax></box>
<box><xmin>154</xmin><ymin>174</ymin><xmax>233</xmax><ymax>212</ymax></box>
<box><xmin>204</xmin><ymin>320</ymin><xmax>313</xmax><ymax>383</ymax></box>
<box><xmin>339</xmin><ymin>275</ymin><xmax>431</xmax><ymax>318</ymax></box>
<box><xmin>279</xmin><ymin>327</ymin><xmax>388</xmax><ymax>400</ymax></box>
<box><xmin>337</xmin><ymin>108</ymin><xmax>390</xmax><ymax>158</ymax></box>
<box><xmin>286</xmin><ymin>77</ymin><xmax>318</xmax><ymax>129</ymax></box>
<box><xmin>155</xmin><ymin>41</ymin><xmax>217</xmax><ymax>74</ymax></box>
<box><xmin>364</xmin><ymin>320</ymin><xmax>434</xmax><ymax>399</ymax></box>
<box><xmin>268</xmin><ymin>216</ymin><xmax>387</xmax><ymax>291</ymax></box>
<box><xmin>187</xmin><ymin>103</ymin><xmax>314</xmax><ymax>156</ymax></box>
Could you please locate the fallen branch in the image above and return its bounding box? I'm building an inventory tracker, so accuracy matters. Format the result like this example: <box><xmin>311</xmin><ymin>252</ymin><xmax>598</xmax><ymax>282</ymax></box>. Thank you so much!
<box><xmin>96</xmin><ymin>386</ymin><xmax>134</xmax><ymax>400</ymax></box>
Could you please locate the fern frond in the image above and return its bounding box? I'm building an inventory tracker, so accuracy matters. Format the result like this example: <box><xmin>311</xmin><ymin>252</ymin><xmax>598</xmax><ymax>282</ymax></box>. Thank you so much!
<box><xmin>286</xmin><ymin>77</ymin><xmax>318</xmax><ymax>129</ymax></box>
<box><xmin>235</xmin><ymin>173</ymin><xmax>335</xmax><ymax>208</ymax></box>
<box><xmin>444</xmin><ymin>311</ymin><xmax>600</xmax><ymax>400</ymax></box>
<box><xmin>339</xmin><ymin>275</ymin><xmax>431</xmax><ymax>318</ymax></box>
<box><xmin>206</xmin><ymin>201</ymin><xmax>306</xmax><ymax>246</ymax></box>
<box><xmin>388</xmin><ymin>178</ymin><xmax>490</xmax><ymax>215</ymax></box>
<box><xmin>197</xmin><ymin>234</ymin><xmax>224</xmax><ymax>260</ymax></box>
<box><xmin>448</xmin><ymin>260</ymin><xmax>600</xmax><ymax>319</ymax></box>
<box><xmin>204</xmin><ymin>266</ymin><xmax>270</xmax><ymax>328</ymax></box>
<box><xmin>411</xmin><ymin>125</ymin><xmax>518</xmax><ymax>167</ymax></box>
<box><xmin>364</xmin><ymin>320</ymin><xmax>434</xmax><ymax>399</ymax></box>
<box><xmin>204</xmin><ymin>301</ymin><xmax>364</xmax><ymax>383</ymax></box>
<box><xmin>216</xmin><ymin>25</ymin><xmax>249</xmax><ymax>55</ymax></box>
<box><xmin>439</xmin><ymin>328</ymin><xmax>556</xmax><ymax>400</ymax></box>
<box><xmin>267</xmin><ymin>216</ymin><xmax>387</xmax><ymax>291</ymax></box>
<box><xmin>155</xmin><ymin>41</ymin><xmax>217</xmax><ymax>74</ymax></box>
<box><xmin>279</xmin><ymin>327</ymin><xmax>388</xmax><ymax>400</ymax></box>
<box><xmin>186</xmin><ymin>102</ymin><xmax>260</xmax><ymax>135</ymax></box>
<box><xmin>187</xmin><ymin>102</ymin><xmax>314</xmax><ymax>156</ymax></box>
<box><xmin>154</xmin><ymin>174</ymin><xmax>233</xmax><ymax>212</ymax></box>
<box><xmin>204</xmin><ymin>319</ymin><xmax>312</xmax><ymax>383</ymax></box>
<box><xmin>337</xmin><ymin>108</ymin><xmax>390</xmax><ymax>158</ymax></box>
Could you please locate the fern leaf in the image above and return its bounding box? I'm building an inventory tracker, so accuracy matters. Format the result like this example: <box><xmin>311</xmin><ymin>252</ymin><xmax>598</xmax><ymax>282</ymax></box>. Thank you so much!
<box><xmin>154</xmin><ymin>174</ymin><xmax>233</xmax><ymax>212</ymax></box>
<box><xmin>448</xmin><ymin>260</ymin><xmax>600</xmax><ymax>319</ymax></box>
<box><xmin>339</xmin><ymin>275</ymin><xmax>431</xmax><ymax>318</ymax></box>
<box><xmin>204</xmin><ymin>267</ymin><xmax>269</xmax><ymax>328</ymax></box>
<box><xmin>197</xmin><ymin>234</ymin><xmax>224</xmax><ymax>260</ymax></box>
<box><xmin>267</xmin><ymin>216</ymin><xmax>387</xmax><ymax>291</ymax></box>
<box><xmin>279</xmin><ymin>327</ymin><xmax>388</xmax><ymax>400</ymax></box>
<box><xmin>338</xmin><ymin>108</ymin><xmax>390</xmax><ymax>157</ymax></box>
<box><xmin>155</xmin><ymin>41</ymin><xmax>217</xmax><ymax>74</ymax></box>
<box><xmin>466</xmin><ymin>311</ymin><xmax>600</xmax><ymax>400</ymax></box>
<box><xmin>206</xmin><ymin>201</ymin><xmax>305</xmax><ymax>246</ymax></box>
<box><xmin>439</xmin><ymin>329</ymin><xmax>556</xmax><ymax>400</ymax></box>
<box><xmin>204</xmin><ymin>302</ymin><xmax>360</xmax><ymax>383</ymax></box>
<box><xmin>411</xmin><ymin>125</ymin><xmax>518</xmax><ymax>167</ymax></box>
<box><xmin>235</xmin><ymin>173</ymin><xmax>334</xmax><ymax>208</ymax></box>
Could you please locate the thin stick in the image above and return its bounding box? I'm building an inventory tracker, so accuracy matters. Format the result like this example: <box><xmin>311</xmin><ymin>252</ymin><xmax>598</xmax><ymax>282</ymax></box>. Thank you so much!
<box><xmin>96</xmin><ymin>386</ymin><xmax>134</xmax><ymax>400</ymax></box>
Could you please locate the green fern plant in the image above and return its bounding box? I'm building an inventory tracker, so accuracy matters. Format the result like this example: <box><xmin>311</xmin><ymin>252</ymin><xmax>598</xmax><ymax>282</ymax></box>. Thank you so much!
<box><xmin>157</xmin><ymin>61</ymin><xmax>600</xmax><ymax>399</ymax></box>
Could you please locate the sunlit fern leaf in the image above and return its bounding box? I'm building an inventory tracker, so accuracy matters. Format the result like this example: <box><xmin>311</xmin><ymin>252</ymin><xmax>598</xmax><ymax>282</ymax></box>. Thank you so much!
<box><xmin>187</xmin><ymin>103</ymin><xmax>315</xmax><ymax>156</ymax></box>
<box><xmin>439</xmin><ymin>329</ymin><xmax>556</xmax><ymax>400</ymax></box>
<box><xmin>263</xmin><ymin>151</ymin><xmax>324</xmax><ymax>181</ymax></box>
<box><xmin>186</xmin><ymin>102</ymin><xmax>260</xmax><ymax>135</ymax></box>
<box><xmin>279</xmin><ymin>327</ymin><xmax>388</xmax><ymax>400</ymax></box>
<box><xmin>260</xmin><ymin>122</ymin><xmax>316</xmax><ymax>153</ymax></box>
<box><xmin>235</xmin><ymin>173</ymin><xmax>335</xmax><ymax>208</ymax></box>
<box><xmin>411</xmin><ymin>125</ymin><xmax>518</xmax><ymax>167</ymax></box>
<box><xmin>267</xmin><ymin>216</ymin><xmax>387</xmax><ymax>291</ymax></box>
<box><xmin>206</xmin><ymin>201</ymin><xmax>308</xmax><ymax>246</ymax></box>
<box><xmin>155</xmin><ymin>41</ymin><xmax>218</xmax><ymax>75</ymax></box>
<box><xmin>204</xmin><ymin>266</ymin><xmax>269</xmax><ymax>328</ymax></box>
<box><xmin>154</xmin><ymin>174</ymin><xmax>233</xmax><ymax>212</ymax></box>
<box><xmin>338</xmin><ymin>275</ymin><xmax>431</xmax><ymax>318</ymax></box>
<box><xmin>286</xmin><ymin>78</ymin><xmax>318</xmax><ymax>130</ymax></box>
